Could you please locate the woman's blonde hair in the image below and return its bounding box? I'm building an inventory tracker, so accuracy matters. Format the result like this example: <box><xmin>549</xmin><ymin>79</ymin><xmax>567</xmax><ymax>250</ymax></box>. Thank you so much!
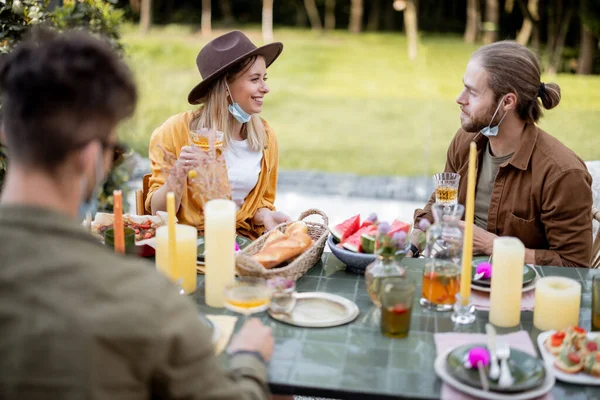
<box><xmin>190</xmin><ymin>56</ymin><xmax>266</xmax><ymax>152</ymax></box>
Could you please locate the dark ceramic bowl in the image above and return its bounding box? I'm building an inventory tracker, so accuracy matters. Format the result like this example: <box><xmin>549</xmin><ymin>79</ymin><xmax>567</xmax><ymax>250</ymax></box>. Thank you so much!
<box><xmin>327</xmin><ymin>235</ymin><xmax>376</xmax><ymax>274</ymax></box>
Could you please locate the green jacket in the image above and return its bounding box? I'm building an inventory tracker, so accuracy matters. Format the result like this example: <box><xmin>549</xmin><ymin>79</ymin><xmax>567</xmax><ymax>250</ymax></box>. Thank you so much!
<box><xmin>0</xmin><ymin>205</ymin><xmax>268</xmax><ymax>400</ymax></box>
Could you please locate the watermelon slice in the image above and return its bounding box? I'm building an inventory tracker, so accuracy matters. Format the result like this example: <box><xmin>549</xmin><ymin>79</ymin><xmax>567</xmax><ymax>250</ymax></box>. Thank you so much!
<box><xmin>389</xmin><ymin>219</ymin><xmax>411</xmax><ymax>236</ymax></box>
<box><xmin>330</xmin><ymin>214</ymin><xmax>360</xmax><ymax>243</ymax></box>
<box><xmin>343</xmin><ymin>225</ymin><xmax>377</xmax><ymax>252</ymax></box>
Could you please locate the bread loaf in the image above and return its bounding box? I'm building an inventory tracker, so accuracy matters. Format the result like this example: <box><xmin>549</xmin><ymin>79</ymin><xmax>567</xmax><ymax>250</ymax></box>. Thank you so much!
<box><xmin>286</xmin><ymin>221</ymin><xmax>308</xmax><ymax>236</ymax></box>
<box><xmin>252</xmin><ymin>227</ymin><xmax>312</xmax><ymax>269</ymax></box>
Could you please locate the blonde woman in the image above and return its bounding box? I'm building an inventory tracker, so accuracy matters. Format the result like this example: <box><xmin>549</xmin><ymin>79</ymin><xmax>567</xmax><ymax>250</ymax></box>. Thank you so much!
<box><xmin>146</xmin><ymin>31</ymin><xmax>290</xmax><ymax>239</ymax></box>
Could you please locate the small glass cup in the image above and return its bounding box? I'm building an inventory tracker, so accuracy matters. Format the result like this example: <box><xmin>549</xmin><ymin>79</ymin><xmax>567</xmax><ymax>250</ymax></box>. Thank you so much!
<box><xmin>103</xmin><ymin>227</ymin><xmax>136</xmax><ymax>255</ymax></box>
<box><xmin>267</xmin><ymin>277</ymin><xmax>297</xmax><ymax>314</ymax></box>
<box><xmin>190</xmin><ymin>128</ymin><xmax>224</xmax><ymax>151</ymax></box>
<box><xmin>224</xmin><ymin>277</ymin><xmax>272</xmax><ymax>317</ymax></box>
<box><xmin>592</xmin><ymin>274</ymin><xmax>600</xmax><ymax>331</ymax></box>
<box><xmin>380</xmin><ymin>277</ymin><xmax>416</xmax><ymax>338</ymax></box>
<box><xmin>433</xmin><ymin>172</ymin><xmax>460</xmax><ymax>205</ymax></box>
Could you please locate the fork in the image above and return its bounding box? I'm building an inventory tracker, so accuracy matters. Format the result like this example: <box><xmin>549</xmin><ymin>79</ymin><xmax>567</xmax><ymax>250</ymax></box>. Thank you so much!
<box><xmin>497</xmin><ymin>343</ymin><xmax>515</xmax><ymax>388</ymax></box>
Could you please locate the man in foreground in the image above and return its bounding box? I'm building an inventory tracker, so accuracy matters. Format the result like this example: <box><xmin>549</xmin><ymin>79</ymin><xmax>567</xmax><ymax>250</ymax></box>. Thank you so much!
<box><xmin>0</xmin><ymin>29</ymin><xmax>274</xmax><ymax>399</ymax></box>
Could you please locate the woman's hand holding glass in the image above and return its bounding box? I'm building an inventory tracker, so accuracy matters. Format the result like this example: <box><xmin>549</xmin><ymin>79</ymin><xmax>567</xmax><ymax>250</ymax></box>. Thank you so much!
<box><xmin>166</xmin><ymin>145</ymin><xmax>204</xmax><ymax>185</ymax></box>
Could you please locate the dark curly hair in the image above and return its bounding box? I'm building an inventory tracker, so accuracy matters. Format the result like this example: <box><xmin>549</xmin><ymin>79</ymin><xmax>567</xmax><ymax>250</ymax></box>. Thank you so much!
<box><xmin>0</xmin><ymin>28</ymin><xmax>137</xmax><ymax>170</ymax></box>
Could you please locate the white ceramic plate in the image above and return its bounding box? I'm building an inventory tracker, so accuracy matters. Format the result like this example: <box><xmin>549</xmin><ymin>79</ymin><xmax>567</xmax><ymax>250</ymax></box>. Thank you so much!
<box><xmin>471</xmin><ymin>270</ymin><xmax>539</xmax><ymax>293</ymax></box>
<box><xmin>537</xmin><ymin>330</ymin><xmax>600</xmax><ymax>385</ymax></box>
<box><xmin>268</xmin><ymin>292</ymin><xmax>359</xmax><ymax>328</ymax></box>
<box><xmin>434</xmin><ymin>346</ymin><xmax>555</xmax><ymax>400</ymax></box>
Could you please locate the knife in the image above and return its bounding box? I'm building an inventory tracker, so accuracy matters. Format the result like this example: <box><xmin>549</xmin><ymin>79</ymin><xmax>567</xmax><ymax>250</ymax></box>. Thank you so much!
<box><xmin>486</xmin><ymin>323</ymin><xmax>500</xmax><ymax>380</ymax></box>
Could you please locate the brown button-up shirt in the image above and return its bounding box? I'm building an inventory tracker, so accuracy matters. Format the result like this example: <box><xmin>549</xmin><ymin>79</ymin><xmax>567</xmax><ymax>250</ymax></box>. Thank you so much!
<box><xmin>414</xmin><ymin>123</ymin><xmax>593</xmax><ymax>267</ymax></box>
<box><xmin>0</xmin><ymin>205</ymin><xmax>269</xmax><ymax>400</ymax></box>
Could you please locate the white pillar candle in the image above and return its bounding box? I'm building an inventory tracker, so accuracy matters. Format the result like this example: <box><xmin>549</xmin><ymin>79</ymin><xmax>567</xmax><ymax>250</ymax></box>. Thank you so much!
<box><xmin>204</xmin><ymin>199</ymin><xmax>236</xmax><ymax>308</ymax></box>
<box><xmin>489</xmin><ymin>237</ymin><xmax>525</xmax><ymax>327</ymax></box>
<box><xmin>534</xmin><ymin>277</ymin><xmax>581</xmax><ymax>331</ymax></box>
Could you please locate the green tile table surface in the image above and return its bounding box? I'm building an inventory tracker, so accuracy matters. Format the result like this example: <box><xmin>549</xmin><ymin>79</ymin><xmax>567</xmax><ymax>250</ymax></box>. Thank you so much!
<box><xmin>191</xmin><ymin>254</ymin><xmax>600</xmax><ymax>400</ymax></box>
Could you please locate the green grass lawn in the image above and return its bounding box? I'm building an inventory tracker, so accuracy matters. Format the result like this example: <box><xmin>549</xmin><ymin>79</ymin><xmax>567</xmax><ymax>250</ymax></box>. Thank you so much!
<box><xmin>119</xmin><ymin>25</ymin><xmax>600</xmax><ymax>177</ymax></box>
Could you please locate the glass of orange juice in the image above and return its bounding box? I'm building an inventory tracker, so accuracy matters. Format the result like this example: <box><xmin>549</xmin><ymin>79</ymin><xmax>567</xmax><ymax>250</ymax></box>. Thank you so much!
<box><xmin>190</xmin><ymin>128</ymin><xmax>224</xmax><ymax>151</ymax></box>
<box><xmin>224</xmin><ymin>277</ymin><xmax>272</xmax><ymax>317</ymax></box>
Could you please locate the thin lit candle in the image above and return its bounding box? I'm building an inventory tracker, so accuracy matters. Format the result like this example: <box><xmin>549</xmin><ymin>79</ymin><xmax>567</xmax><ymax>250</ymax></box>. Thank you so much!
<box><xmin>113</xmin><ymin>190</ymin><xmax>125</xmax><ymax>254</ymax></box>
<box><xmin>460</xmin><ymin>141</ymin><xmax>477</xmax><ymax>305</ymax></box>
<box><xmin>166</xmin><ymin>192</ymin><xmax>178</xmax><ymax>278</ymax></box>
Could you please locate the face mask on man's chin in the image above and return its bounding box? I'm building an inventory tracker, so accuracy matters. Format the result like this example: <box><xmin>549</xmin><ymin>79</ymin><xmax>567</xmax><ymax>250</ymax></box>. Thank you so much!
<box><xmin>77</xmin><ymin>149</ymin><xmax>106</xmax><ymax>221</ymax></box>
<box><xmin>480</xmin><ymin>96</ymin><xmax>507</xmax><ymax>138</ymax></box>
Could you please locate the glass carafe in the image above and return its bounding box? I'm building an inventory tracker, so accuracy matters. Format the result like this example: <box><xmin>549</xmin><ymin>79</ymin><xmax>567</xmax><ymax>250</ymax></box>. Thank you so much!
<box><xmin>419</xmin><ymin>203</ymin><xmax>464</xmax><ymax>311</ymax></box>
<box><xmin>365</xmin><ymin>231</ymin><xmax>407</xmax><ymax>307</ymax></box>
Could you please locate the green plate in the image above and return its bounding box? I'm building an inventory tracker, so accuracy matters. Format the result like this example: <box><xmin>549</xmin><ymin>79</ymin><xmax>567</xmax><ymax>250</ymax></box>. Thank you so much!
<box><xmin>446</xmin><ymin>343</ymin><xmax>546</xmax><ymax>393</ymax></box>
<box><xmin>471</xmin><ymin>256</ymin><xmax>536</xmax><ymax>287</ymax></box>
<box><xmin>197</xmin><ymin>235</ymin><xmax>253</xmax><ymax>262</ymax></box>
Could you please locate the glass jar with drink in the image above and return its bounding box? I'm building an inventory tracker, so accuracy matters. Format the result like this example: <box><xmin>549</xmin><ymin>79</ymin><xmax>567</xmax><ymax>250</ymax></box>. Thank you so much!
<box><xmin>420</xmin><ymin>203</ymin><xmax>464</xmax><ymax>311</ymax></box>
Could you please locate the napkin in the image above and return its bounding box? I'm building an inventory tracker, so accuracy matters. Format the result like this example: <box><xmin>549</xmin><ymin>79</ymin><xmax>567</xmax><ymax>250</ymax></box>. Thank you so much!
<box><xmin>471</xmin><ymin>289</ymin><xmax>536</xmax><ymax>311</ymax></box>
<box><xmin>206</xmin><ymin>315</ymin><xmax>237</xmax><ymax>355</ymax></box>
<box><xmin>434</xmin><ymin>331</ymin><xmax>552</xmax><ymax>400</ymax></box>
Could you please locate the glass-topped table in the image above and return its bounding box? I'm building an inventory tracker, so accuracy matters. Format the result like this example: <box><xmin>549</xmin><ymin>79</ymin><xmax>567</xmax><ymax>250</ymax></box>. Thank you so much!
<box><xmin>191</xmin><ymin>254</ymin><xmax>600</xmax><ymax>400</ymax></box>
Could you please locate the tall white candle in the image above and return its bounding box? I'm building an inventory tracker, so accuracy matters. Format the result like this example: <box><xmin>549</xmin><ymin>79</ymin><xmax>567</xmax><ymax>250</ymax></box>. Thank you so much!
<box><xmin>204</xmin><ymin>199</ymin><xmax>236</xmax><ymax>307</ymax></box>
<box><xmin>489</xmin><ymin>237</ymin><xmax>525</xmax><ymax>327</ymax></box>
<box><xmin>534</xmin><ymin>277</ymin><xmax>581</xmax><ymax>331</ymax></box>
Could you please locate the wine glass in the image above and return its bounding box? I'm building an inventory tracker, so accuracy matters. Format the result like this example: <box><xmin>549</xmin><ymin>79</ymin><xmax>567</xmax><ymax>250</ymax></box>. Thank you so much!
<box><xmin>433</xmin><ymin>172</ymin><xmax>460</xmax><ymax>206</ymax></box>
<box><xmin>224</xmin><ymin>277</ymin><xmax>272</xmax><ymax>318</ymax></box>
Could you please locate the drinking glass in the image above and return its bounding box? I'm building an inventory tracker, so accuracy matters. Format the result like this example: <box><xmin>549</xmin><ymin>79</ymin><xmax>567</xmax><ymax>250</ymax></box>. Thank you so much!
<box><xmin>190</xmin><ymin>127</ymin><xmax>224</xmax><ymax>151</ymax></box>
<box><xmin>380</xmin><ymin>277</ymin><xmax>416</xmax><ymax>338</ymax></box>
<box><xmin>224</xmin><ymin>277</ymin><xmax>272</xmax><ymax>317</ymax></box>
<box><xmin>267</xmin><ymin>278</ymin><xmax>297</xmax><ymax>314</ymax></box>
<box><xmin>593</xmin><ymin>274</ymin><xmax>600</xmax><ymax>331</ymax></box>
<box><xmin>155</xmin><ymin>224</ymin><xmax>198</xmax><ymax>295</ymax></box>
<box><xmin>433</xmin><ymin>172</ymin><xmax>460</xmax><ymax>205</ymax></box>
<box><xmin>104</xmin><ymin>227</ymin><xmax>136</xmax><ymax>255</ymax></box>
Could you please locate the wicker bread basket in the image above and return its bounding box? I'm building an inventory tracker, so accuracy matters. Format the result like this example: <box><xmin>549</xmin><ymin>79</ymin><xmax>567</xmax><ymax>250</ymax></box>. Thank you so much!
<box><xmin>235</xmin><ymin>209</ymin><xmax>329</xmax><ymax>281</ymax></box>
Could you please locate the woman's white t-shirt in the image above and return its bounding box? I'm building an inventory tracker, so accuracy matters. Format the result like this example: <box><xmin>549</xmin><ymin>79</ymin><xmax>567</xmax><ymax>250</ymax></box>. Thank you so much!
<box><xmin>223</xmin><ymin>139</ymin><xmax>263</xmax><ymax>208</ymax></box>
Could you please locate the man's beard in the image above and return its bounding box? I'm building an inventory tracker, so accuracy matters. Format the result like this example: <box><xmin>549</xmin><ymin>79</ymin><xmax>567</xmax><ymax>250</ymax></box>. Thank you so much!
<box><xmin>460</xmin><ymin>103</ymin><xmax>504</xmax><ymax>133</ymax></box>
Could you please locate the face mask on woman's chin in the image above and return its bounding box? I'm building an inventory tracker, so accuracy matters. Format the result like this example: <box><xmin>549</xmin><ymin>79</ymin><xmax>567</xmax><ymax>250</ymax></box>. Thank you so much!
<box><xmin>225</xmin><ymin>82</ymin><xmax>252</xmax><ymax>123</ymax></box>
<box><xmin>78</xmin><ymin>150</ymin><xmax>106</xmax><ymax>221</ymax></box>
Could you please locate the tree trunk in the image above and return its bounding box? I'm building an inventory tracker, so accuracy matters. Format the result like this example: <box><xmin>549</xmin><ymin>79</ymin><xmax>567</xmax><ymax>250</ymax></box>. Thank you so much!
<box><xmin>464</xmin><ymin>0</ymin><xmax>481</xmax><ymax>44</ymax></box>
<box><xmin>578</xmin><ymin>24</ymin><xmax>597</xmax><ymax>75</ymax></box>
<box><xmin>304</xmin><ymin>0</ymin><xmax>323</xmax><ymax>31</ymax></box>
<box><xmin>349</xmin><ymin>0</ymin><xmax>363</xmax><ymax>33</ymax></box>
<box><xmin>516</xmin><ymin>0</ymin><xmax>539</xmax><ymax>45</ymax></box>
<box><xmin>140</xmin><ymin>0</ymin><xmax>152</xmax><ymax>35</ymax></box>
<box><xmin>367</xmin><ymin>0</ymin><xmax>381</xmax><ymax>31</ymax></box>
<box><xmin>296</xmin><ymin>2</ymin><xmax>307</xmax><ymax>27</ymax></box>
<box><xmin>262</xmin><ymin>0</ymin><xmax>275</xmax><ymax>43</ymax></box>
<box><xmin>130</xmin><ymin>0</ymin><xmax>140</xmax><ymax>14</ymax></box>
<box><xmin>201</xmin><ymin>0</ymin><xmax>211</xmax><ymax>37</ymax></box>
<box><xmin>483</xmin><ymin>0</ymin><xmax>499</xmax><ymax>44</ymax></box>
<box><xmin>220</xmin><ymin>0</ymin><xmax>234</xmax><ymax>26</ymax></box>
<box><xmin>404</xmin><ymin>0</ymin><xmax>418</xmax><ymax>61</ymax></box>
<box><xmin>547</xmin><ymin>0</ymin><xmax>573</xmax><ymax>75</ymax></box>
<box><xmin>384</xmin><ymin>1</ymin><xmax>395</xmax><ymax>31</ymax></box>
<box><xmin>325</xmin><ymin>0</ymin><xmax>336</xmax><ymax>31</ymax></box>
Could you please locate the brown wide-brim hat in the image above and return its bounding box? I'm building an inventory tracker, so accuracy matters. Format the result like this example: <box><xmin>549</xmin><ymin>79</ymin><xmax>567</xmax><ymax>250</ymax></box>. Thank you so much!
<box><xmin>187</xmin><ymin>31</ymin><xmax>283</xmax><ymax>105</ymax></box>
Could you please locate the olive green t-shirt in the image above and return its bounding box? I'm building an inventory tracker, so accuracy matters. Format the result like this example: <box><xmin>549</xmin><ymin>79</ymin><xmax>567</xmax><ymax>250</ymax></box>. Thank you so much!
<box><xmin>474</xmin><ymin>143</ymin><xmax>514</xmax><ymax>229</ymax></box>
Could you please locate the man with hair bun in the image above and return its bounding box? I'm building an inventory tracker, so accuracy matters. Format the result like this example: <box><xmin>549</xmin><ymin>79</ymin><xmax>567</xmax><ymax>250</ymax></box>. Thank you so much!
<box><xmin>411</xmin><ymin>40</ymin><xmax>592</xmax><ymax>268</ymax></box>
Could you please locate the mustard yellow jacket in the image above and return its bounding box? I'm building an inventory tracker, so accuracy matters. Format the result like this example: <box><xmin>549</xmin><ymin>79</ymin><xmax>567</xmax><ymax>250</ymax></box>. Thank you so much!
<box><xmin>146</xmin><ymin>111</ymin><xmax>279</xmax><ymax>239</ymax></box>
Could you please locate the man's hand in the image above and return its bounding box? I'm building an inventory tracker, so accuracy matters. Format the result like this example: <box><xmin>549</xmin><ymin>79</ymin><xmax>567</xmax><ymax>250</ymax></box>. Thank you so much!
<box><xmin>227</xmin><ymin>318</ymin><xmax>274</xmax><ymax>362</ymax></box>
<box><xmin>458</xmin><ymin>221</ymin><xmax>497</xmax><ymax>255</ymax></box>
